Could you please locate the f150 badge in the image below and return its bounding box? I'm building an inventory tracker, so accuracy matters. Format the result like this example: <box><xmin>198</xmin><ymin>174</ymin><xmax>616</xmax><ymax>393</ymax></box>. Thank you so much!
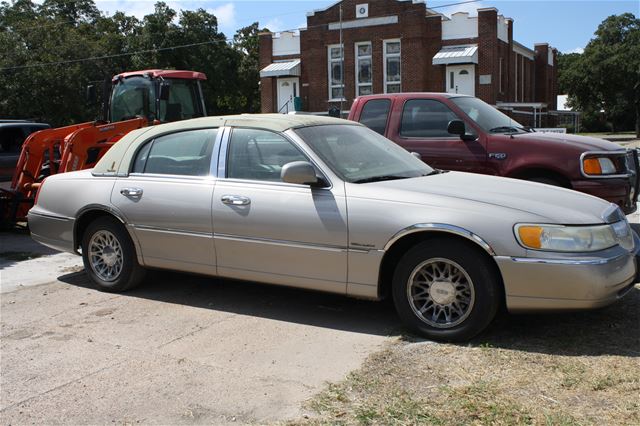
<box><xmin>489</xmin><ymin>152</ymin><xmax>508</xmax><ymax>160</ymax></box>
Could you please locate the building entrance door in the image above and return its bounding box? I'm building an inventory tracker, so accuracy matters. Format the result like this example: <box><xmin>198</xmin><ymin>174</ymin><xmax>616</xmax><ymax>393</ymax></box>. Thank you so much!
<box><xmin>277</xmin><ymin>77</ymin><xmax>298</xmax><ymax>113</ymax></box>
<box><xmin>446</xmin><ymin>65</ymin><xmax>475</xmax><ymax>96</ymax></box>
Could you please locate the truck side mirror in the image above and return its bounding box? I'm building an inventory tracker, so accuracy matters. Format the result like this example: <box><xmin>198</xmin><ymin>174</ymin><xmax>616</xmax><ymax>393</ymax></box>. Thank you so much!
<box><xmin>447</xmin><ymin>120</ymin><xmax>465</xmax><ymax>137</ymax></box>
<box><xmin>448</xmin><ymin>119</ymin><xmax>476</xmax><ymax>141</ymax></box>
<box><xmin>159</xmin><ymin>82</ymin><xmax>171</xmax><ymax>101</ymax></box>
<box><xmin>86</xmin><ymin>85</ymin><xmax>97</xmax><ymax>105</ymax></box>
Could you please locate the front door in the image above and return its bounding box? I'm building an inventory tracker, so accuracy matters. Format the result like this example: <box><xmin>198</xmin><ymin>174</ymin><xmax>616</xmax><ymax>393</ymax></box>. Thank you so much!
<box><xmin>111</xmin><ymin>128</ymin><xmax>218</xmax><ymax>275</ymax></box>
<box><xmin>446</xmin><ymin>65</ymin><xmax>475</xmax><ymax>96</ymax></box>
<box><xmin>212</xmin><ymin>127</ymin><xmax>348</xmax><ymax>293</ymax></box>
<box><xmin>389</xmin><ymin>98</ymin><xmax>486</xmax><ymax>172</ymax></box>
<box><xmin>276</xmin><ymin>77</ymin><xmax>298</xmax><ymax>113</ymax></box>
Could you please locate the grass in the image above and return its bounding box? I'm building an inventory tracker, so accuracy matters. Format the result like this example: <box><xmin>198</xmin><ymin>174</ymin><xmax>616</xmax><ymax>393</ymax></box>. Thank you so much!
<box><xmin>293</xmin><ymin>285</ymin><xmax>640</xmax><ymax>426</ymax></box>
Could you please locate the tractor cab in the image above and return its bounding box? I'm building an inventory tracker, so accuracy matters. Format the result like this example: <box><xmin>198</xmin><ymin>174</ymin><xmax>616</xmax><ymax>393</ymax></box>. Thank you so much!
<box><xmin>109</xmin><ymin>70</ymin><xmax>207</xmax><ymax>123</ymax></box>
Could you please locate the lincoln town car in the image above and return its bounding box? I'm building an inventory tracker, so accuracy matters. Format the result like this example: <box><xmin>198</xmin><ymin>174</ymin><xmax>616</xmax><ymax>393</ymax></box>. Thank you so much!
<box><xmin>28</xmin><ymin>115</ymin><xmax>639</xmax><ymax>341</ymax></box>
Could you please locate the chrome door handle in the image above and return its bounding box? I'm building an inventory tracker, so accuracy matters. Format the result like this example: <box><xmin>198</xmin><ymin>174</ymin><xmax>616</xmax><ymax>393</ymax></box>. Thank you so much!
<box><xmin>221</xmin><ymin>195</ymin><xmax>251</xmax><ymax>206</ymax></box>
<box><xmin>120</xmin><ymin>187</ymin><xmax>143</xmax><ymax>197</ymax></box>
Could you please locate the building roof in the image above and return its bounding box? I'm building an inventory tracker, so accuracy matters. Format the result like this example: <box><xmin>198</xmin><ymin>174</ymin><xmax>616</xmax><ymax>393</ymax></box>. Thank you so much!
<box><xmin>259</xmin><ymin>60</ymin><xmax>301</xmax><ymax>78</ymax></box>
<box><xmin>112</xmin><ymin>69</ymin><xmax>207</xmax><ymax>82</ymax></box>
<box><xmin>432</xmin><ymin>45</ymin><xmax>478</xmax><ymax>65</ymax></box>
<box><xmin>93</xmin><ymin>114</ymin><xmax>360</xmax><ymax>176</ymax></box>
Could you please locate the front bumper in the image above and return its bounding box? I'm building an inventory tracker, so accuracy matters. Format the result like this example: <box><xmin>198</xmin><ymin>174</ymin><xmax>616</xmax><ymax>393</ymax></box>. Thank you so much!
<box><xmin>496</xmin><ymin>243</ymin><xmax>638</xmax><ymax>312</ymax></box>
<box><xmin>27</xmin><ymin>210</ymin><xmax>76</xmax><ymax>253</ymax></box>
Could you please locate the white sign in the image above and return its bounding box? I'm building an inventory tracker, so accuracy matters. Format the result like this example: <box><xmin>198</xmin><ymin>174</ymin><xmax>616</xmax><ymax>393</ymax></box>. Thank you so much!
<box><xmin>356</xmin><ymin>4</ymin><xmax>369</xmax><ymax>18</ymax></box>
<box><xmin>479</xmin><ymin>74</ymin><xmax>492</xmax><ymax>85</ymax></box>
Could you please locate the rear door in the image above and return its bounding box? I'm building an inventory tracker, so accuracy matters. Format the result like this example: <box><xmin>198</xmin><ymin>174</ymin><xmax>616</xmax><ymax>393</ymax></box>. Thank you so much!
<box><xmin>111</xmin><ymin>128</ymin><xmax>219</xmax><ymax>275</ymax></box>
<box><xmin>387</xmin><ymin>98</ymin><xmax>487</xmax><ymax>172</ymax></box>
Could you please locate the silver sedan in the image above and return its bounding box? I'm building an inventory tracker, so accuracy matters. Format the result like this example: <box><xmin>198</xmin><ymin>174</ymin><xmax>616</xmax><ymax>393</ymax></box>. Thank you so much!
<box><xmin>28</xmin><ymin>114</ymin><xmax>639</xmax><ymax>341</ymax></box>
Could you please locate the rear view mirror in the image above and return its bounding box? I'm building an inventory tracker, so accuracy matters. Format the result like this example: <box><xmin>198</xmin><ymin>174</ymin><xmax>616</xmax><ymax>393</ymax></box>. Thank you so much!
<box><xmin>159</xmin><ymin>82</ymin><xmax>171</xmax><ymax>101</ymax></box>
<box><xmin>86</xmin><ymin>85</ymin><xmax>97</xmax><ymax>105</ymax></box>
<box><xmin>281</xmin><ymin>161</ymin><xmax>319</xmax><ymax>185</ymax></box>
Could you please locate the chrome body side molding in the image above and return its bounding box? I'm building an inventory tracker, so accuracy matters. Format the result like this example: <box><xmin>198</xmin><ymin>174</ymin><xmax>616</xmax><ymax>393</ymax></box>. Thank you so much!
<box><xmin>384</xmin><ymin>223</ymin><xmax>496</xmax><ymax>256</ymax></box>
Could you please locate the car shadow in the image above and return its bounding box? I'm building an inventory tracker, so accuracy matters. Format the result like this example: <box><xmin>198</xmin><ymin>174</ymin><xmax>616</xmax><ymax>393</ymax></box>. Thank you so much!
<box><xmin>58</xmin><ymin>270</ymin><xmax>639</xmax><ymax>357</ymax></box>
<box><xmin>57</xmin><ymin>270</ymin><xmax>402</xmax><ymax>337</ymax></box>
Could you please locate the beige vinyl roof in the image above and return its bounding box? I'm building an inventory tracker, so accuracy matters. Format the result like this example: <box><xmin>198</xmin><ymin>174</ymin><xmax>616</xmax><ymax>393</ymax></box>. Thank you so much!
<box><xmin>93</xmin><ymin>114</ymin><xmax>358</xmax><ymax>176</ymax></box>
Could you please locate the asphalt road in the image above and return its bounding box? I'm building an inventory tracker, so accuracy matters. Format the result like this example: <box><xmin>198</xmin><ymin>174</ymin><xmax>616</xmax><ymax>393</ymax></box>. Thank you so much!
<box><xmin>0</xmin><ymin>234</ymin><xmax>397</xmax><ymax>424</ymax></box>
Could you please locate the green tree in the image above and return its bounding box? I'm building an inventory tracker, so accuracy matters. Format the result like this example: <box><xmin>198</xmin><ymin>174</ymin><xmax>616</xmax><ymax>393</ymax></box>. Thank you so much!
<box><xmin>233</xmin><ymin>22</ymin><xmax>265</xmax><ymax>113</ymax></box>
<box><xmin>562</xmin><ymin>13</ymin><xmax>640</xmax><ymax>135</ymax></box>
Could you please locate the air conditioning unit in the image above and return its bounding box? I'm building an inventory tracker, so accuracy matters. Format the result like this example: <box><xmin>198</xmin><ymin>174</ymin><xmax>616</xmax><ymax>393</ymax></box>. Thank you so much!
<box><xmin>356</xmin><ymin>3</ymin><xmax>369</xmax><ymax>19</ymax></box>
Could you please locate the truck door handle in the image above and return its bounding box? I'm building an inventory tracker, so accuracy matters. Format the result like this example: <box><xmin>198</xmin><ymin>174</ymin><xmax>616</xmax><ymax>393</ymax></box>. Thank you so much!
<box><xmin>120</xmin><ymin>187</ymin><xmax>143</xmax><ymax>197</ymax></box>
<box><xmin>221</xmin><ymin>195</ymin><xmax>251</xmax><ymax>206</ymax></box>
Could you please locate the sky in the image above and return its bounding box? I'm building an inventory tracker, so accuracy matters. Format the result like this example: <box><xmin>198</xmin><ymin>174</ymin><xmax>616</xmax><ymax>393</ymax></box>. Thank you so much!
<box><xmin>90</xmin><ymin>0</ymin><xmax>639</xmax><ymax>53</ymax></box>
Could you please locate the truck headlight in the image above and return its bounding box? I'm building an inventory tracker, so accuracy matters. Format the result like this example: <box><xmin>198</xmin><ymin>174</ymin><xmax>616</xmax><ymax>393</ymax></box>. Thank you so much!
<box><xmin>516</xmin><ymin>221</ymin><xmax>633</xmax><ymax>252</ymax></box>
<box><xmin>582</xmin><ymin>157</ymin><xmax>617</xmax><ymax>175</ymax></box>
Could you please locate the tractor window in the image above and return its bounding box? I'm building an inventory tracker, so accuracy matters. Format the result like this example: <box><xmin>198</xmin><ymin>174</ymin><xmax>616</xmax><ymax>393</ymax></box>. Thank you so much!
<box><xmin>158</xmin><ymin>80</ymin><xmax>203</xmax><ymax>122</ymax></box>
<box><xmin>110</xmin><ymin>77</ymin><xmax>154</xmax><ymax>123</ymax></box>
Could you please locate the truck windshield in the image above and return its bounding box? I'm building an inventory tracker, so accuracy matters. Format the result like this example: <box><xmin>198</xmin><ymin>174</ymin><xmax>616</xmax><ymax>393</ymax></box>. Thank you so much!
<box><xmin>157</xmin><ymin>79</ymin><xmax>204</xmax><ymax>122</ymax></box>
<box><xmin>110</xmin><ymin>77</ymin><xmax>154</xmax><ymax>122</ymax></box>
<box><xmin>295</xmin><ymin>124</ymin><xmax>434</xmax><ymax>183</ymax></box>
<box><xmin>451</xmin><ymin>96</ymin><xmax>527</xmax><ymax>134</ymax></box>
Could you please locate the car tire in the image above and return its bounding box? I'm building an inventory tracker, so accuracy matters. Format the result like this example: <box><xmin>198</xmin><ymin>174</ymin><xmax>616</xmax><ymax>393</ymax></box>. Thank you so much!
<box><xmin>392</xmin><ymin>238</ymin><xmax>501</xmax><ymax>342</ymax></box>
<box><xmin>81</xmin><ymin>216</ymin><xmax>145</xmax><ymax>292</ymax></box>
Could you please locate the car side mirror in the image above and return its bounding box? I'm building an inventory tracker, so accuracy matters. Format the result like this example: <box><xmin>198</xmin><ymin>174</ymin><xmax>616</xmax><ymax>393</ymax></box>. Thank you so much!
<box><xmin>410</xmin><ymin>152</ymin><xmax>421</xmax><ymax>159</ymax></box>
<box><xmin>159</xmin><ymin>82</ymin><xmax>171</xmax><ymax>101</ymax></box>
<box><xmin>448</xmin><ymin>119</ymin><xmax>476</xmax><ymax>141</ymax></box>
<box><xmin>447</xmin><ymin>120</ymin><xmax>465</xmax><ymax>137</ymax></box>
<box><xmin>281</xmin><ymin>161</ymin><xmax>319</xmax><ymax>185</ymax></box>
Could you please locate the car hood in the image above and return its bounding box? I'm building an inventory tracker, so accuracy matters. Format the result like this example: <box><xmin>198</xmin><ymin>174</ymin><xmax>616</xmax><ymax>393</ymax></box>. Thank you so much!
<box><xmin>350</xmin><ymin>171</ymin><xmax>615</xmax><ymax>225</ymax></box>
<box><xmin>512</xmin><ymin>132</ymin><xmax>624</xmax><ymax>152</ymax></box>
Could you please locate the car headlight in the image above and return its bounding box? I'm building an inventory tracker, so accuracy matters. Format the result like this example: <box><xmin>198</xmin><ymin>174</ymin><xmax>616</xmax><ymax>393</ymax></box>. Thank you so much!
<box><xmin>515</xmin><ymin>220</ymin><xmax>633</xmax><ymax>252</ymax></box>
<box><xmin>582</xmin><ymin>157</ymin><xmax>618</xmax><ymax>175</ymax></box>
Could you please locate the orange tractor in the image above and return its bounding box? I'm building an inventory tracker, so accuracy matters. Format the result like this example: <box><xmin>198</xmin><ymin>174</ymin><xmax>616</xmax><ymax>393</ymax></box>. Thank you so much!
<box><xmin>1</xmin><ymin>69</ymin><xmax>207</xmax><ymax>226</ymax></box>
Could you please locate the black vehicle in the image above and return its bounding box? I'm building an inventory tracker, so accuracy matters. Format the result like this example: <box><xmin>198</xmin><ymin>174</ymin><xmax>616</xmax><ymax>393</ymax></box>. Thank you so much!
<box><xmin>0</xmin><ymin>120</ymin><xmax>50</xmax><ymax>181</ymax></box>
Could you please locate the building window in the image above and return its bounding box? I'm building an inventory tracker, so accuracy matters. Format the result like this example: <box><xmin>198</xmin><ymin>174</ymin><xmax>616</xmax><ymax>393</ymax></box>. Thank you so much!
<box><xmin>355</xmin><ymin>42</ymin><xmax>373</xmax><ymax>96</ymax></box>
<box><xmin>328</xmin><ymin>44</ymin><xmax>344</xmax><ymax>100</ymax></box>
<box><xmin>383</xmin><ymin>39</ymin><xmax>401</xmax><ymax>93</ymax></box>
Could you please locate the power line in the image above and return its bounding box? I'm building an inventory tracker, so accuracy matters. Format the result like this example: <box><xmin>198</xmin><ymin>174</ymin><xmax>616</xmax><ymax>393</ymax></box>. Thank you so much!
<box><xmin>0</xmin><ymin>0</ymin><xmax>483</xmax><ymax>72</ymax></box>
<box><xmin>0</xmin><ymin>39</ymin><xmax>232</xmax><ymax>72</ymax></box>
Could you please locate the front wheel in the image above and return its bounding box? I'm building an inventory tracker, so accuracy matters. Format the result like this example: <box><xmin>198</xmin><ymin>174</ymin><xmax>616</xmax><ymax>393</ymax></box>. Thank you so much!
<box><xmin>392</xmin><ymin>239</ymin><xmax>501</xmax><ymax>342</ymax></box>
<box><xmin>81</xmin><ymin>216</ymin><xmax>145</xmax><ymax>292</ymax></box>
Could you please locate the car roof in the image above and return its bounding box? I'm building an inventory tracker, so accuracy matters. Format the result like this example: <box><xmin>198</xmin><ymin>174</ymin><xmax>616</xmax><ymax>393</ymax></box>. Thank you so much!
<box><xmin>354</xmin><ymin>92</ymin><xmax>473</xmax><ymax>101</ymax></box>
<box><xmin>112</xmin><ymin>69</ymin><xmax>207</xmax><ymax>81</ymax></box>
<box><xmin>93</xmin><ymin>114</ymin><xmax>360</xmax><ymax>176</ymax></box>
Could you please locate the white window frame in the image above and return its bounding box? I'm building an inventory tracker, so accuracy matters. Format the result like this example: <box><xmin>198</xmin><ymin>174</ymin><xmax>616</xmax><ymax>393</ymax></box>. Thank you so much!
<box><xmin>355</xmin><ymin>41</ymin><xmax>373</xmax><ymax>97</ymax></box>
<box><xmin>328</xmin><ymin>44</ymin><xmax>345</xmax><ymax>101</ymax></box>
<box><xmin>383</xmin><ymin>39</ymin><xmax>401</xmax><ymax>94</ymax></box>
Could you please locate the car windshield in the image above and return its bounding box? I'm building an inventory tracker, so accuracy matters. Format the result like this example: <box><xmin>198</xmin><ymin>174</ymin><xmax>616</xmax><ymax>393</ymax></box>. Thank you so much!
<box><xmin>294</xmin><ymin>124</ymin><xmax>434</xmax><ymax>183</ymax></box>
<box><xmin>451</xmin><ymin>96</ymin><xmax>528</xmax><ymax>134</ymax></box>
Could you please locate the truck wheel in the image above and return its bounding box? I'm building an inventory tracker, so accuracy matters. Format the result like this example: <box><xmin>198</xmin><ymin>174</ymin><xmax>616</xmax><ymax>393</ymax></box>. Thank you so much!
<box><xmin>392</xmin><ymin>239</ymin><xmax>501</xmax><ymax>342</ymax></box>
<box><xmin>81</xmin><ymin>216</ymin><xmax>145</xmax><ymax>292</ymax></box>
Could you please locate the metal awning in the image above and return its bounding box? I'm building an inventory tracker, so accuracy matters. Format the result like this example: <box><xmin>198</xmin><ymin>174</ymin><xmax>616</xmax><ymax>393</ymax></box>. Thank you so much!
<box><xmin>260</xmin><ymin>59</ymin><xmax>301</xmax><ymax>78</ymax></box>
<box><xmin>432</xmin><ymin>45</ymin><xmax>478</xmax><ymax>65</ymax></box>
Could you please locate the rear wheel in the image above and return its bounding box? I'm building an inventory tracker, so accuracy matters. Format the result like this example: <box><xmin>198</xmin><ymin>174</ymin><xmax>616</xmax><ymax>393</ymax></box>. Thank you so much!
<box><xmin>81</xmin><ymin>216</ymin><xmax>145</xmax><ymax>292</ymax></box>
<box><xmin>392</xmin><ymin>239</ymin><xmax>501</xmax><ymax>342</ymax></box>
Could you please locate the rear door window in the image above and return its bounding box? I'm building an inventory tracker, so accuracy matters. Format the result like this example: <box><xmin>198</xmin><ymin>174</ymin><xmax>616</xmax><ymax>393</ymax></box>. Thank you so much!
<box><xmin>400</xmin><ymin>99</ymin><xmax>459</xmax><ymax>138</ymax></box>
<box><xmin>358</xmin><ymin>99</ymin><xmax>391</xmax><ymax>135</ymax></box>
<box><xmin>132</xmin><ymin>129</ymin><xmax>217</xmax><ymax>176</ymax></box>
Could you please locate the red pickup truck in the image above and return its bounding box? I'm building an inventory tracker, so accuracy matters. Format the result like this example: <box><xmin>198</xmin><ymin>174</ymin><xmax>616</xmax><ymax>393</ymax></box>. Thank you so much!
<box><xmin>348</xmin><ymin>93</ymin><xmax>639</xmax><ymax>214</ymax></box>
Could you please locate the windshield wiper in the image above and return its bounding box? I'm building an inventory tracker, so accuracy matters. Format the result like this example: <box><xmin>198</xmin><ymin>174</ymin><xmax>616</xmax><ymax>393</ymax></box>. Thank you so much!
<box><xmin>489</xmin><ymin>126</ymin><xmax>524</xmax><ymax>134</ymax></box>
<box><xmin>353</xmin><ymin>175</ymin><xmax>411</xmax><ymax>184</ymax></box>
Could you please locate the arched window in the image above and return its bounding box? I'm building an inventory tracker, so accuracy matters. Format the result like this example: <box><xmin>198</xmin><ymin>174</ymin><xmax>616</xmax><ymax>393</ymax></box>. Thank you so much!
<box><xmin>459</xmin><ymin>70</ymin><xmax>469</xmax><ymax>75</ymax></box>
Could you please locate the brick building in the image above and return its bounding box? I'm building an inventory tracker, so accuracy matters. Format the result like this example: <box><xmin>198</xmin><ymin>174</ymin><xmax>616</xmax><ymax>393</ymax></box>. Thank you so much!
<box><xmin>259</xmin><ymin>0</ymin><xmax>558</xmax><ymax>122</ymax></box>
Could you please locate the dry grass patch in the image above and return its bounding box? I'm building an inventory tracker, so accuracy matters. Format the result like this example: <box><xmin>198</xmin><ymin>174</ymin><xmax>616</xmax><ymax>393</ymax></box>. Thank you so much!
<box><xmin>296</xmin><ymin>286</ymin><xmax>640</xmax><ymax>425</ymax></box>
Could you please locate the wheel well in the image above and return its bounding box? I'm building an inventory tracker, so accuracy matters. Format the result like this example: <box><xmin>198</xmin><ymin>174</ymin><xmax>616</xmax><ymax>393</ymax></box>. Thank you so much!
<box><xmin>74</xmin><ymin>209</ymin><xmax>123</xmax><ymax>251</ymax></box>
<box><xmin>510</xmin><ymin>168</ymin><xmax>572</xmax><ymax>188</ymax></box>
<box><xmin>377</xmin><ymin>231</ymin><xmax>505</xmax><ymax>303</ymax></box>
